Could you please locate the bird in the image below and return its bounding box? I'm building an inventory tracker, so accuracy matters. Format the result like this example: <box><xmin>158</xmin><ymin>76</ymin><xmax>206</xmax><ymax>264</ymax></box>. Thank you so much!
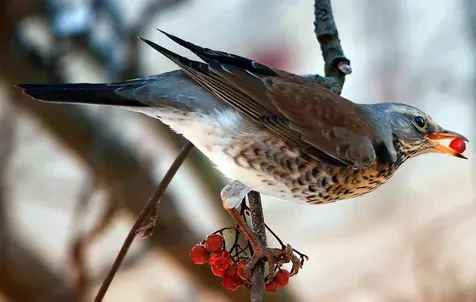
<box><xmin>17</xmin><ymin>30</ymin><xmax>468</xmax><ymax>278</ymax></box>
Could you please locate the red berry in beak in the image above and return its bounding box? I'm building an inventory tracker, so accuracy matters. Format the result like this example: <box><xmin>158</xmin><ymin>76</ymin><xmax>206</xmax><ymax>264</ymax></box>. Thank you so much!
<box><xmin>449</xmin><ymin>138</ymin><xmax>466</xmax><ymax>154</ymax></box>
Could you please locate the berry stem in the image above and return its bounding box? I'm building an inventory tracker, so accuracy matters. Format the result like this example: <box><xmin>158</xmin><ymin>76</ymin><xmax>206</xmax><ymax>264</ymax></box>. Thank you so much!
<box><xmin>263</xmin><ymin>223</ymin><xmax>286</xmax><ymax>249</ymax></box>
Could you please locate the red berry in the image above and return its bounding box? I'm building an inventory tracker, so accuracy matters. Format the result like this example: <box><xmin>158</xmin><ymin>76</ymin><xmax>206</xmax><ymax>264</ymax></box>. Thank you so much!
<box><xmin>226</xmin><ymin>264</ymin><xmax>238</xmax><ymax>276</ymax></box>
<box><xmin>211</xmin><ymin>265</ymin><xmax>227</xmax><ymax>277</ymax></box>
<box><xmin>205</xmin><ymin>234</ymin><xmax>225</xmax><ymax>252</ymax></box>
<box><xmin>236</xmin><ymin>260</ymin><xmax>248</xmax><ymax>280</ymax></box>
<box><xmin>265</xmin><ymin>280</ymin><xmax>279</xmax><ymax>292</ymax></box>
<box><xmin>275</xmin><ymin>269</ymin><xmax>290</xmax><ymax>287</ymax></box>
<box><xmin>222</xmin><ymin>274</ymin><xmax>241</xmax><ymax>291</ymax></box>
<box><xmin>189</xmin><ymin>244</ymin><xmax>209</xmax><ymax>265</ymax></box>
<box><xmin>449</xmin><ymin>138</ymin><xmax>466</xmax><ymax>154</ymax></box>
<box><xmin>240</xmin><ymin>278</ymin><xmax>251</xmax><ymax>289</ymax></box>
<box><xmin>209</xmin><ymin>250</ymin><xmax>232</xmax><ymax>271</ymax></box>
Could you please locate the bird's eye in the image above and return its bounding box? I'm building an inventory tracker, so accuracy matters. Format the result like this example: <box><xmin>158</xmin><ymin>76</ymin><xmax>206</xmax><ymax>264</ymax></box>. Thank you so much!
<box><xmin>414</xmin><ymin>116</ymin><xmax>426</xmax><ymax>128</ymax></box>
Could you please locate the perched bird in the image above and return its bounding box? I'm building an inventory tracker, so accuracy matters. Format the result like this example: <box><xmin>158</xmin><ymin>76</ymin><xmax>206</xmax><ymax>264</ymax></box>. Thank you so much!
<box><xmin>17</xmin><ymin>30</ymin><xmax>468</xmax><ymax>277</ymax></box>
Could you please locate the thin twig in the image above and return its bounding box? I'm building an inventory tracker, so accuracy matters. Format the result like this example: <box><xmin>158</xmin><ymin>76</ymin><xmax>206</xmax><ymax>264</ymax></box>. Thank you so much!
<box><xmin>247</xmin><ymin>191</ymin><xmax>267</xmax><ymax>302</ymax></box>
<box><xmin>94</xmin><ymin>142</ymin><xmax>194</xmax><ymax>302</ymax></box>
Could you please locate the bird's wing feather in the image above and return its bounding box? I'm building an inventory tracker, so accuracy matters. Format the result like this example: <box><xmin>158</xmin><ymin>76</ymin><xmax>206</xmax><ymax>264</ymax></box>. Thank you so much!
<box><xmin>209</xmin><ymin>62</ymin><xmax>381</xmax><ymax>168</ymax></box>
<box><xmin>142</xmin><ymin>33</ymin><xmax>382</xmax><ymax>168</ymax></box>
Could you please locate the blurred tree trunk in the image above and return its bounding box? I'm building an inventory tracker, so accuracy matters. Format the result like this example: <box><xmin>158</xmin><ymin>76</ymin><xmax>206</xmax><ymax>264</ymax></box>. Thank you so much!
<box><xmin>0</xmin><ymin>108</ymin><xmax>74</xmax><ymax>302</ymax></box>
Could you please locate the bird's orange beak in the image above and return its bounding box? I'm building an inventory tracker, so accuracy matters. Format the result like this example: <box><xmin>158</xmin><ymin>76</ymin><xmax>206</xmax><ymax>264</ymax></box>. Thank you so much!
<box><xmin>426</xmin><ymin>130</ymin><xmax>469</xmax><ymax>159</ymax></box>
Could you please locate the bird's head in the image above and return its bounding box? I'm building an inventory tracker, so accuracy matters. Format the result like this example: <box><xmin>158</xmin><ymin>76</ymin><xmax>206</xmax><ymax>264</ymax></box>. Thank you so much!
<box><xmin>369</xmin><ymin>103</ymin><xmax>468</xmax><ymax>160</ymax></box>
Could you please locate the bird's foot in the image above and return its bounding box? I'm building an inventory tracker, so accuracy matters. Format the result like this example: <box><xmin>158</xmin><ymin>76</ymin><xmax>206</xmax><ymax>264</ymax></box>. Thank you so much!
<box><xmin>226</xmin><ymin>206</ymin><xmax>308</xmax><ymax>283</ymax></box>
<box><xmin>243</xmin><ymin>243</ymin><xmax>302</xmax><ymax>282</ymax></box>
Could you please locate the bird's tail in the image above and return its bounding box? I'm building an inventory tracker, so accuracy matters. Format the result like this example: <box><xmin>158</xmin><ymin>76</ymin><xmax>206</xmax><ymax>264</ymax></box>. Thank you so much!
<box><xmin>16</xmin><ymin>82</ymin><xmax>147</xmax><ymax>107</ymax></box>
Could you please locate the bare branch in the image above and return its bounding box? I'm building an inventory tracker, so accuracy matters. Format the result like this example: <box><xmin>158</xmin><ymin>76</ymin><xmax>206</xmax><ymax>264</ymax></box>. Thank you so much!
<box><xmin>248</xmin><ymin>191</ymin><xmax>267</xmax><ymax>301</ymax></box>
<box><xmin>304</xmin><ymin>0</ymin><xmax>352</xmax><ymax>94</ymax></box>
<box><xmin>314</xmin><ymin>0</ymin><xmax>351</xmax><ymax>79</ymax></box>
<box><xmin>94</xmin><ymin>142</ymin><xmax>193</xmax><ymax>302</ymax></box>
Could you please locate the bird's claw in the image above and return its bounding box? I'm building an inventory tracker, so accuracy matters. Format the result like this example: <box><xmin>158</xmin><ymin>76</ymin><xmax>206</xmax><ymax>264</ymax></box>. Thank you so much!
<box><xmin>243</xmin><ymin>243</ymin><xmax>302</xmax><ymax>283</ymax></box>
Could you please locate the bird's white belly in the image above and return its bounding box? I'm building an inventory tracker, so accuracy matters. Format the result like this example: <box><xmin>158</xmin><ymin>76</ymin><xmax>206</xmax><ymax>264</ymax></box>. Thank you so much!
<box><xmin>135</xmin><ymin>107</ymin><xmax>295</xmax><ymax>200</ymax></box>
<box><xmin>196</xmin><ymin>144</ymin><xmax>294</xmax><ymax>200</ymax></box>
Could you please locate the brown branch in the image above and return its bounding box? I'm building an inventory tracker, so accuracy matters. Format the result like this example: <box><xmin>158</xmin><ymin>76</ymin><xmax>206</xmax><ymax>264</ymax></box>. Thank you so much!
<box><xmin>314</xmin><ymin>0</ymin><xmax>350</xmax><ymax>80</ymax></box>
<box><xmin>248</xmin><ymin>191</ymin><xmax>267</xmax><ymax>301</ymax></box>
<box><xmin>304</xmin><ymin>0</ymin><xmax>352</xmax><ymax>94</ymax></box>
<box><xmin>94</xmin><ymin>142</ymin><xmax>193</xmax><ymax>301</ymax></box>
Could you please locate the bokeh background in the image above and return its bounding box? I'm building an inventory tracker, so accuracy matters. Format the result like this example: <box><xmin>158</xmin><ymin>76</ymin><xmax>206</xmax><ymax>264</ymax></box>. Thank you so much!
<box><xmin>1</xmin><ymin>0</ymin><xmax>475</xmax><ymax>301</ymax></box>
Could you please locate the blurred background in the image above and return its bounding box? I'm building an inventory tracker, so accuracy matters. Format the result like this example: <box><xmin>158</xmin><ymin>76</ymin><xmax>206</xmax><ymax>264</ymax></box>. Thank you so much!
<box><xmin>1</xmin><ymin>0</ymin><xmax>475</xmax><ymax>301</ymax></box>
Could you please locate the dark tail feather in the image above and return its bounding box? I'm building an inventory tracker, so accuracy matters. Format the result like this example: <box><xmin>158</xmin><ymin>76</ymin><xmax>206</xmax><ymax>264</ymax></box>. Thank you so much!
<box><xmin>16</xmin><ymin>83</ymin><xmax>148</xmax><ymax>107</ymax></box>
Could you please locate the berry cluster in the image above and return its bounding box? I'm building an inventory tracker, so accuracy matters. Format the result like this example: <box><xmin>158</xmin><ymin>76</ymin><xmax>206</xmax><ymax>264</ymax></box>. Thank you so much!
<box><xmin>190</xmin><ymin>233</ymin><xmax>249</xmax><ymax>291</ymax></box>
<box><xmin>265</xmin><ymin>269</ymin><xmax>290</xmax><ymax>292</ymax></box>
<box><xmin>189</xmin><ymin>226</ymin><xmax>307</xmax><ymax>292</ymax></box>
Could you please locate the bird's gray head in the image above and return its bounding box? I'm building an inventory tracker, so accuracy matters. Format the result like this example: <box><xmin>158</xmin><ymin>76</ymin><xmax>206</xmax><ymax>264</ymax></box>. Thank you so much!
<box><xmin>369</xmin><ymin>102</ymin><xmax>468</xmax><ymax>160</ymax></box>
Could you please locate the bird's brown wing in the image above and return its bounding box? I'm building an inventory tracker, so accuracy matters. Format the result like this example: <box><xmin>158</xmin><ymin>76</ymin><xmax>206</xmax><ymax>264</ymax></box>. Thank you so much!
<box><xmin>140</xmin><ymin>36</ymin><xmax>381</xmax><ymax>168</ymax></box>
<box><xmin>210</xmin><ymin>64</ymin><xmax>381</xmax><ymax>168</ymax></box>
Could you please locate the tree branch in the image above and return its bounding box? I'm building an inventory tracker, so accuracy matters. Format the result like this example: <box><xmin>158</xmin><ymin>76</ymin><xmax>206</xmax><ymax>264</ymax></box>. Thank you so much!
<box><xmin>94</xmin><ymin>142</ymin><xmax>194</xmax><ymax>302</ymax></box>
<box><xmin>314</xmin><ymin>0</ymin><xmax>350</xmax><ymax>80</ymax></box>
<box><xmin>248</xmin><ymin>191</ymin><xmax>267</xmax><ymax>301</ymax></box>
<box><xmin>304</xmin><ymin>0</ymin><xmax>352</xmax><ymax>94</ymax></box>
<box><xmin>246</xmin><ymin>0</ymin><xmax>351</xmax><ymax>300</ymax></box>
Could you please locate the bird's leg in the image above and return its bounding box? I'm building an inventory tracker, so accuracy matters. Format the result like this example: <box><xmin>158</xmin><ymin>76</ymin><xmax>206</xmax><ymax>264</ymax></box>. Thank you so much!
<box><xmin>221</xmin><ymin>181</ymin><xmax>301</xmax><ymax>282</ymax></box>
